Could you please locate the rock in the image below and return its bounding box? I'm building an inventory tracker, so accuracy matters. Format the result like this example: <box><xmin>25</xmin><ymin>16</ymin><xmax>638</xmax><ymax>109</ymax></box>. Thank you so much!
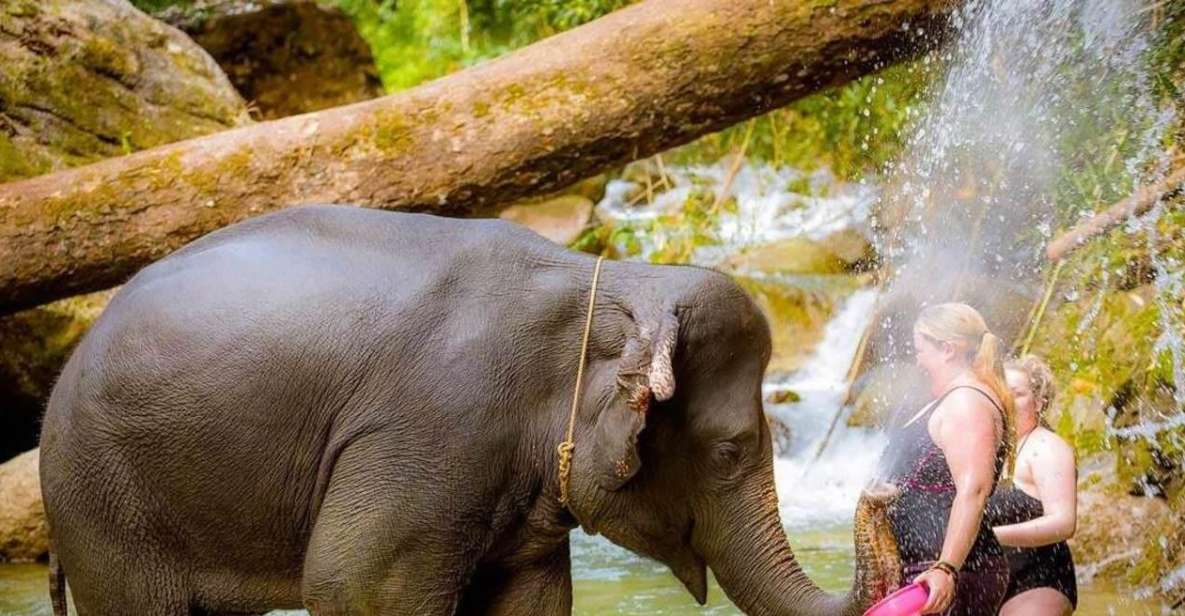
<box><xmin>723</xmin><ymin>237</ymin><xmax>847</xmax><ymax>276</ymax></box>
<box><xmin>156</xmin><ymin>0</ymin><xmax>383</xmax><ymax>119</ymax></box>
<box><xmin>569</xmin><ymin>174</ymin><xmax>610</xmax><ymax>206</ymax></box>
<box><xmin>1071</xmin><ymin>457</ymin><xmax>1174</xmax><ymax>588</ymax></box>
<box><xmin>500</xmin><ymin>195</ymin><xmax>595</xmax><ymax>245</ymax></box>
<box><xmin>733</xmin><ymin>276</ymin><xmax>849</xmax><ymax>376</ymax></box>
<box><xmin>822</xmin><ymin>228</ymin><xmax>878</xmax><ymax>271</ymax></box>
<box><xmin>852</xmin><ymin>271</ymin><xmax>1038</xmax><ymax>390</ymax></box>
<box><xmin>846</xmin><ymin>361</ymin><xmax>928</xmax><ymax>429</ymax></box>
<box><xmin>0</xmin><ymin>449</ymin><xmax>47</xmax><ymax>563</ymax></box>
<box><xmin>0</xmin><ymin>0</ymin><xmax>250</xmax><ymax>182</ymax></box>
<box><xmin>0</xmin><ymin>0</ymin><xmax>249</xmax><ymax>456</ymax></box>
<box><xmin>1155</xmin><ymin>491</ymin><xmax>1185</xmax><ymax>608</ymax></box>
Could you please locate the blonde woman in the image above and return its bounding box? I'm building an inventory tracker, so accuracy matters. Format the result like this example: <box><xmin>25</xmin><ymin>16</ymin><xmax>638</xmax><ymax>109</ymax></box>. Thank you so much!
<box><xmin>881</xmin><ymin>303</ymin><xmax>1016</xmax><ymax>615</ymax></box>
<box><xmin>988</xmin><ymin>356</ymin><xmax>1077</xmax><ymax>615</ymax></box>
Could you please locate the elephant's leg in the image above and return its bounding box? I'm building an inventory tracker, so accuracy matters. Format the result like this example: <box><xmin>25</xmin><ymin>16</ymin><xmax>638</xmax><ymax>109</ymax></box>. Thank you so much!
<box><xmin>58</xmin><ymin>515</ymin><xmax>189</xmax><ymax>616</ymax></box>
<box><xmin>301</xmin><ymin>435</ymin><xmax>470</xmax><ymax>615</ymax></box>
<box><xmin>69</xmin><ymin>555</ymin><xmax>188</xmax><ymax>616</ymax></box>
<box><xmin>457</xmin><ymin>542</ymin><xmax>573</xmax><ymax>616</ymax></box>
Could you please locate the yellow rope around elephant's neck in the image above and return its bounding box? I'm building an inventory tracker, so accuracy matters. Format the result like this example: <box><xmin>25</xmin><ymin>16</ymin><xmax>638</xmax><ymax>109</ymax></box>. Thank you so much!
<box><xmin>557</xmin><ymin>256</ymin><xmax>605</xmax><ymax>508</ymax></box>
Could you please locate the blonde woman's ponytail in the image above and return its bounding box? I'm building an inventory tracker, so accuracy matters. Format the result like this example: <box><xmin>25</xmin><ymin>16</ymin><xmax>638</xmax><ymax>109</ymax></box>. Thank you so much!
<box><xmin>972</xmin><ymin>331</ymin><xmax>1017</xmax><ymax>480</ymax></box>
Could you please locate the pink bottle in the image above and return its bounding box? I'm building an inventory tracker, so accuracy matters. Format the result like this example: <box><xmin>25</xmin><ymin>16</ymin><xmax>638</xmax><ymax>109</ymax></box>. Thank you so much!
<box><xmin>862</xmin><ymin>582</ymin><xmax>930</xmax><ymax>616</ymax></box>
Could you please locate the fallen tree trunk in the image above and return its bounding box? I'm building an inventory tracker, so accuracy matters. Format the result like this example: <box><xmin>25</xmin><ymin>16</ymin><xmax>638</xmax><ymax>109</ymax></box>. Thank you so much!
<box><xmin>1047</xmin><ymin>161</ymin><xmax>1185</xmax><ymax>262</ymax></box>
<box><xmin>0</xmin><ymin>0</ymin><xmax>958</xmax><ymax>313</ymax></box>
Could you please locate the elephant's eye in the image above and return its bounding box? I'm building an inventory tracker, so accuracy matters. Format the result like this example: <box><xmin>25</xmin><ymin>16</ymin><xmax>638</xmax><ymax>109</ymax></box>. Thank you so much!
<box><xmin>710</xmin><ymin>441</ymin><xmax>742</xmax><ymax>479</ymax></box>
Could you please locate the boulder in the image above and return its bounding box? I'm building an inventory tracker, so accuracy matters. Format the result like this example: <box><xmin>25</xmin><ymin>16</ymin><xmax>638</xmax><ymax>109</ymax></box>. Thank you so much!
<box><xmin>0</xmin><ymin>449</ymin><xmax>47</xmax><ymax>562</ymax></box>
<box><xmin>765</xmin><ymin>388</ymin><xmax>802</xmax><ymax>405</ymax></box>
<box><xmin>846</xmin><ymin>361</ymin><xmax>928</xmax><ymax>428</ymax></box>
<box><xmin>822</xmin><ymin>228</ymin><xmax>878</xmax><ymax>271</ymax></box>
<box><xmin>1072</xmin><ymin>457</ymin><xmax>1174</xmax><ymax>588</ymax></box>
<box><xmin>156</xmin><ymin>0</ymin><xmax>383</xmax><ymax>119</ymax></box>
<box><xmin>851</xmin><ymin>271</ymin><xmax>1038</xmax><ymax>391</ymax></box>
<box><xmin>499</xmin><ymin>195</ymin><xmax>595</xmax><ymax>246</ymax></box>
<box><xmin>733</xmin><ymin>276</ymin><xmax>845</xmax><ymax>376</ymax></box>
<box><xmin>723</xmin><ymin>237</ymin><xmax>847</xmax><ymax>276</ymax></box>
<box><xmin>0</xmin><ymin>0</ymin><xmax>249</xmax><ymax>182</ymax></box>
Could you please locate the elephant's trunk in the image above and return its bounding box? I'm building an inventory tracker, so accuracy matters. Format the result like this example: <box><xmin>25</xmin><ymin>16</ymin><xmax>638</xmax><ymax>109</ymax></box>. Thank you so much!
<box><xmin>699</xmin><ymin>465</ymin><xmax>882</xmax><ymax>616</ymax></box>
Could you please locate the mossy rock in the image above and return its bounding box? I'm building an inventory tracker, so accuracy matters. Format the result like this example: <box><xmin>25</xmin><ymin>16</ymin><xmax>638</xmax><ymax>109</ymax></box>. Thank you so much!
<box><xmin>854</xmin><ymin>272</ymin><xmax>1037</xmax><ymax>386</ymax></box>
<box><xmin>822</xmin><ymin>228</ymin><xmax>878</xmax><ymax>271</ymax></box>
<box><xmin>1071</xmin><ymin>457</ymin><xmax>1176</xmax><ymax>596</ymax></box>
<box><xmin>734</xmin><ymin>275</ymin><xmax>854</xmax><ymax>376</ymax></box>
<box><xmin>846</xmin><ymin>361</ymin><xmax>928</xmax><ymax>429</ymax></box>
<box><xmin>765</xmin><ymin>388</ymin><xmax>802</xmax><ymax>405</ymax></box>
<box><xmin>1030</xmin><ymin>285</ymin><xmax>1165</xmax><ymax>458</ymax></box>
<box><xmin>0</xmin><ymin>0</ymin><xmax>249</xmax><ymax>183</ymax></box>
<box><xmin>723</xmin><ymin>237</ymin><xmax>847</xmax><ymax>276</ymax></box>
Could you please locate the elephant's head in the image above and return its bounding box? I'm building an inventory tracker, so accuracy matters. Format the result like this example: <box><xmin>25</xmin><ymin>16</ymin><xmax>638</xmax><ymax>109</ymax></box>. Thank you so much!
<box><xmin>566</xmin><ymin>270</ymin><xmax>874</xmax><ymax>616</ymax></box>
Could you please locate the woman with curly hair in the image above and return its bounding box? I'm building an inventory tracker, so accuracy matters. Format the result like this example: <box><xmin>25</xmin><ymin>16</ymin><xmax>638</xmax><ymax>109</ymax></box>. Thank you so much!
<box><xmin>989</xmin><ymin>355</ymin><xmax>1078</xmax><ymax>615</ymax></box>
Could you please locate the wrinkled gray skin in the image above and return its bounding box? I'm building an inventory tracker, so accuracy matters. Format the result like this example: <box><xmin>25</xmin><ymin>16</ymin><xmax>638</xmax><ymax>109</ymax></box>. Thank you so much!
<box><xmin>40</xmin><ymin>205</ymin><xmax>865</xmax><ymax>616</ymax></box>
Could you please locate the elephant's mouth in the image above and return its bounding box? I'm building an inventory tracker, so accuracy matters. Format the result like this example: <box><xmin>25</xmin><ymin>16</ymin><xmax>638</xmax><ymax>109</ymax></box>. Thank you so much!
<box><xmin>669</xmin><ymin>516</ymin><xmax>708</xmax><ymax>604</ymax></box>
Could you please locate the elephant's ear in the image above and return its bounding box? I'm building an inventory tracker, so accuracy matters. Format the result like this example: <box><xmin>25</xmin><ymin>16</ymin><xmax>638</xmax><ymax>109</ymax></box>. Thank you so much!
<box><xmin>590</xmin><ymin>309</ymin><xmax>678</xmax><ymax>491</ymax></box>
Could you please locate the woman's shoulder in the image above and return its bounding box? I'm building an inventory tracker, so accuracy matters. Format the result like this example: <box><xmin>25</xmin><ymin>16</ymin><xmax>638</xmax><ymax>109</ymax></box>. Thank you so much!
<box><xmin>935</xmin><ymin>381</ymin><xmax>1002</xmax><ymax>428</ymax></box>
<box><xmin>1028</xmin><ymin>427</ymin><xmax>1076</xmax><ymax>459</ymax></box>
<box><xmin>942</xmin><ymin>380</ymin><xmax>1004</xmax><ymax>414</ymax></box>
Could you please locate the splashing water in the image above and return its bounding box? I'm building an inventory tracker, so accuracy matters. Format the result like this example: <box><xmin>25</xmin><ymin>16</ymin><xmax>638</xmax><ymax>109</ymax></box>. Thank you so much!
<box><xmin>767</xmin><ymin>289</ymin><xmax>883</xmax><ymax>530</ymax></box>
<box><xmin>879</xmin><ymin>0</ymin><xmax>1179</xmax><ymax>358</ymax></box>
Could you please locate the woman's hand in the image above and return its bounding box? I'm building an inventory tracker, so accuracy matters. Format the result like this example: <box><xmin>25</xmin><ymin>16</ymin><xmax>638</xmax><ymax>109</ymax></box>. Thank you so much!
<box><xmin>914</xmin><ymin>567</ymin><xmax>955</xmax><ymax>614</ymax></box>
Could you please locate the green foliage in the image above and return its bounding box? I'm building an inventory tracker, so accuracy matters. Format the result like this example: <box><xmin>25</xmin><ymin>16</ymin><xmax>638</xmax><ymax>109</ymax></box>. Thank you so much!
<box><xmin>334</xmin><ymin>0</ymin><xmax>629</xmax><ymax>92</ymax></box>
<box><xmin>128</xmin><ymin>0</ymin><xmax>192</xmax><ymax>12</ymax></box>
<box><xmin>569</xmin><ymin>187</ymin><xmax>728</xmax><ymax>264</ymax></box>
<box><xmin>666</xmin><ymin>60</ymin><xmax>935</xmax><ymax>180</ymax></box>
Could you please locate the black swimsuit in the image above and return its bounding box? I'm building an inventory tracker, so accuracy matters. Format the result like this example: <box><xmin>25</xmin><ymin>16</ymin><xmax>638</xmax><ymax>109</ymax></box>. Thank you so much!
<box><xmin>883</xmin><ymin>385</ymin><xmax>1010</xmax><ymax>616</ymax></box>
<box><xmin>987</xmin><ymin>466</ymin><xmax>1078</xmax><ymax>607</ymax></box>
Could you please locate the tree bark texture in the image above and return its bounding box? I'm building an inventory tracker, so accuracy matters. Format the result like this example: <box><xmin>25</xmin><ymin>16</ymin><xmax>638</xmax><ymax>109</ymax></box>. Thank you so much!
<box><xmin>0</xmin><ymin>0</ymin><xmax>959</xmax><ymax>313</ymax></box>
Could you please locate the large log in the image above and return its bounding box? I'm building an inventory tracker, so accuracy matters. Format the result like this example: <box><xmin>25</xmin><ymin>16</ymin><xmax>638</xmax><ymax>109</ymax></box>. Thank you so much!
<box><xmin>0</xmin><ymin>0</ymin><xmax>958</xmax><ymax>313</ymax></box>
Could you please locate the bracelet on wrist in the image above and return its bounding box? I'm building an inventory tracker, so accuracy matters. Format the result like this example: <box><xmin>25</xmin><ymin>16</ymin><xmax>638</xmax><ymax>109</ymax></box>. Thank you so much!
<box><xmin>929</xmin><ymin>560</ymin><xmax>960</xmax><ymax>582</ymax></box>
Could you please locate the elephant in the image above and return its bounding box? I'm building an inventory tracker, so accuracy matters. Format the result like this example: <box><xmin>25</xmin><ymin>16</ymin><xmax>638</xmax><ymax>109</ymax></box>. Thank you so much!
<box><xmin>40</xmin><ymin>204</ymin><xmax>880</xmax><ymax>616</ymax></box>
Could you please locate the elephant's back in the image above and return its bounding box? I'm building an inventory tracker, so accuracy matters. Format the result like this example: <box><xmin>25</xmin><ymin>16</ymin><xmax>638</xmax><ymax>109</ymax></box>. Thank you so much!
<box><xmin>49</xmin><ymin>207</ymin><xmax>488</xmax><ymax>428</ymax></box>
<box><xmin>42</xmin><ymin>205</ymin><xmax>562</xmax><ymax>467</ymax></box>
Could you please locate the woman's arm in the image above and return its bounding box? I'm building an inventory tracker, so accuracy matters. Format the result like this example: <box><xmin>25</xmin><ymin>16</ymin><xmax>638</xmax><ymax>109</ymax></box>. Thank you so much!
<box><xmin>994</xmin><ymin>432</ymin><xmax>1077</xmax><ymax>547</ymax></box>
<box><xmin>916</xmin><ymin>389</ymin><xmax>1000</xmax><ymax>614</ymax></box>
<box><xmin>934</xmin><ymin>389</ymin><xmax>1000</xmax><ymax>567</ymax></box>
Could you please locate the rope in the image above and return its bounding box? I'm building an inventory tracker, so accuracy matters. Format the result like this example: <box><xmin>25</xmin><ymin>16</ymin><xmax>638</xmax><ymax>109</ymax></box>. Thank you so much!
<box><xmin>557</xmin><ymin>255</ymin><xmax>605</xmax><ymax>508</ymax></box>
